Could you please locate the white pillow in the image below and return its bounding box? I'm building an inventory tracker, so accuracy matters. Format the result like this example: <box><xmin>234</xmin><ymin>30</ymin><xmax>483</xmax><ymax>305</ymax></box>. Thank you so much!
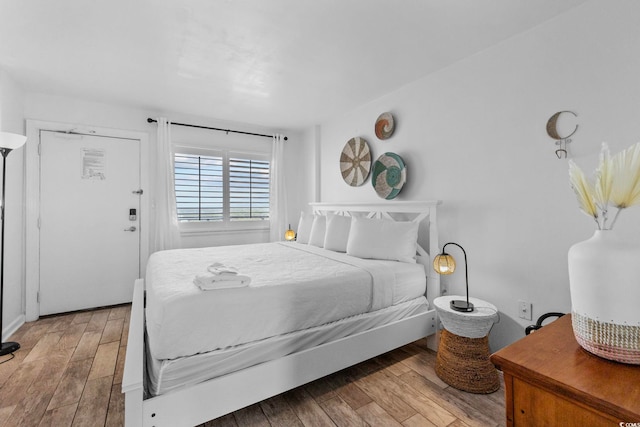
<box><xmin>308</xmin><ymin>215</ymin><xmax>327</xmax><ymax>247</ymax></box>
<box><xmin>324</xmin><ymin>214</ymin><xmax>352</xmax><ymax>252</ymax></box>
<box><xmin>346</xmin><ymin>217</ymin><xmax>418</xmax><ymax>263</ymax></box>
<box><xmin>296</xmin><ymin>211</ymin><xmax>314</xmax><ymax>244</ymax></box>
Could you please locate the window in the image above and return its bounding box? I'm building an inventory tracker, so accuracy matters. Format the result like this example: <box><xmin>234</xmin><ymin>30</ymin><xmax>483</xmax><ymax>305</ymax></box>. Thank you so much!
<box><xmin>175</xmin><ymin>153</ymin><xmax>224</xmax><ymax>221</ymax></box>
<box><xmin>174</xmin><ymin>150</ymin><xmax>270</xmax><ymax>228</ymax></box>
<box><xmin>229</xmin><ymin>157</ymin><xmax>270</xmax><ymax>221</ymax></box>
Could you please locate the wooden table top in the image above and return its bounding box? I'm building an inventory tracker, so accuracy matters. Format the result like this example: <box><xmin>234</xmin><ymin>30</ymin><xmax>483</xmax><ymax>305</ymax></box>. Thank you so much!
<box><xmin>490</xmin><ymin>314</ymin><xmax>640</xmax><ymax>420</ymax></box>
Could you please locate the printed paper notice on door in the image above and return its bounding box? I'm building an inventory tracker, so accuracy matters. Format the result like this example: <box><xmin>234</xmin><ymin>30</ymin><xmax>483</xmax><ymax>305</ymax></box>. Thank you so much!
<box><xmin>82</xmin><ymin>148</ymin><xmax>106</xmax><ymax>180</ymax></box>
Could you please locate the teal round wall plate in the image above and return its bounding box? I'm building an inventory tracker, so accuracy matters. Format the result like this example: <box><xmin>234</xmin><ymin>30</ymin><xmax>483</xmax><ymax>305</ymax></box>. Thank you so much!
<box><xmin>372</xmin><ymin>152</ymin><xmax>406</xmax><ymax>199</ymax></box>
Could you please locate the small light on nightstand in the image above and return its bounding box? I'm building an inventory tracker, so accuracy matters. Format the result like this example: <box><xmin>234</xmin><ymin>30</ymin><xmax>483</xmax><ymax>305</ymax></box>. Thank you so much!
<box><xmin>284</xmin><ymin>224</ymin><xmax>296</xmax><ymax>241</ymax></box>
<box><xmin>433</xmin><ymin>242</ymin><xmax>474</xmax><ymax>313</ymax></box>
<box><xmin>433</xmin><ymin>253</ymin><xmax>456</xmax><ymax>274</ymax></box>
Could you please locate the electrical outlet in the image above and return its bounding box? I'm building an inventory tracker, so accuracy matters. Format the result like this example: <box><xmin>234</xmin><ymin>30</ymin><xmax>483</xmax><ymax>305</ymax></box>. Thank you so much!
<box><xmin>518</xmin><ymin>300</ymin><xmax>532</xmax><ymax>321</ymax></box>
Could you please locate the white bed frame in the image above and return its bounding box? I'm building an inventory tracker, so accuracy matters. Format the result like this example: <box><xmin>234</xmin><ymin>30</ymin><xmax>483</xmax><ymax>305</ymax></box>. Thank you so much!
<box><xmin>123</xmin><ymin>200</ymin><xmax>442</xmax><ymax>427</ymax></box>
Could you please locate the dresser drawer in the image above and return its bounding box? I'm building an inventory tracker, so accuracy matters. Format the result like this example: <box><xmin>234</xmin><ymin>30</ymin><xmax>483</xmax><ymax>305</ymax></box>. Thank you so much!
<box><xmin>511</xmin><ymin>377</ymin><xmax>619</xmax><ymax>427</ymax></box>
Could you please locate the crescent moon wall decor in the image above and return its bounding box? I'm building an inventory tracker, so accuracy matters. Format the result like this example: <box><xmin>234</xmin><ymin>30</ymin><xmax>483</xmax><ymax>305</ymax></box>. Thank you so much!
<box><xmin>375</xmin><ymin>112</ymin><xmax>395</xmax><ymax>140</ymax></box>
<box><xmin>546</xmin><ymin>110</ymin><xmax>578</xmax><ymax>159</ymax></box>
<box><xmin>371</xmin><ymin>152</ymin><xmax>406</xmax><ymax>200</ymax></box>
<box><xmin>340</xmin><ymin>137</ymin><xmax>372</xmax><ymax>186</ymax></box>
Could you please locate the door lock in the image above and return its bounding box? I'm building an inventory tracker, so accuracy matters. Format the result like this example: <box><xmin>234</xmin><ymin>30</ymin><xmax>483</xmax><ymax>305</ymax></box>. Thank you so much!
<box><xmin>124</xmin><ymin>226</ymin><xmax>137</xmax><ymax>232</ymax></box>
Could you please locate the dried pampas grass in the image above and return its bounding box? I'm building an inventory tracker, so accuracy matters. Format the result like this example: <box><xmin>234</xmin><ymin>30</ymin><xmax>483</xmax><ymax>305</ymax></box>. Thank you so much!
<box><xmin>610</xmin><ymin>142</ymin><xmax>640</xmax><ymax>209</ymax></box>
<box><xmin>594</xmin><ymin>143</ymin><xmax>613</xmax><ymax>213</ymax></box>
<box><xmin>569</xmin><ymin>141</ymin><xmax>640</xmax><ymax>230</ymax></box>
<box><xmin>569</xmin><ymin>159</ymin><xmax>599</xmax><ymax>224</ymax></box>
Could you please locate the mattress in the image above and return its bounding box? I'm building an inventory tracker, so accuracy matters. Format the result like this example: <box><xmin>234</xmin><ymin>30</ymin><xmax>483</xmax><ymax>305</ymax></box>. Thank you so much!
<box><xmin>145</xmin><ymin>242</ymin><xmax>426</xmax><ymax>360</ymax></box>
<box><xmin>147</xmin><ymin>296</ymin><xmax>429</xmax><ymax>396</ymax></box>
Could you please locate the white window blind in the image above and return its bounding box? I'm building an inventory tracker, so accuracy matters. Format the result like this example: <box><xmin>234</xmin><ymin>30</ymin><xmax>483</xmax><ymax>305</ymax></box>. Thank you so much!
<box><xmin>174</xmin><ymin>151</ymin><xmax>270</xmax><ymax>224</ymax></box>
<box><xmin>229</xmin><ymin>157</ymin><xmax>270</xmax><ymax>221</ymax></box>
<box><xmin>174</xmin><ymin>153</ymin><xmax>224</xmax><ymax>221</ymax></box>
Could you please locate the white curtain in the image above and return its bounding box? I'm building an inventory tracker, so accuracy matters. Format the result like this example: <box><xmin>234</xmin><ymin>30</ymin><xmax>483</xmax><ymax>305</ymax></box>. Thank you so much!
<box><xmin>269</xmin><ymin>134</ymin><xmax>288</xmax><ymax>242</ymax></box>
<box><xmin>152</xmin><ymin>117</ymin><xmax>181</xmax><ymax>252</ymax></box>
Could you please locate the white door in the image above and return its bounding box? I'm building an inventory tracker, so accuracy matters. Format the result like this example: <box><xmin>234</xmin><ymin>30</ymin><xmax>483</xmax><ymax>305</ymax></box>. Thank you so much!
<box><xmin>39</xmin><ymin>130</ymin><xmax>141</xmax><ymax>315</ymax></box>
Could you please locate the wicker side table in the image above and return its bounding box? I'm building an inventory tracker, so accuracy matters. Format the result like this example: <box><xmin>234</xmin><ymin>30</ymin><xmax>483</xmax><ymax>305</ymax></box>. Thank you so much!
<box><xmin>434</xmin><ymin>296</ymin><xmax>500</xmax><ymax>394</ymax></box>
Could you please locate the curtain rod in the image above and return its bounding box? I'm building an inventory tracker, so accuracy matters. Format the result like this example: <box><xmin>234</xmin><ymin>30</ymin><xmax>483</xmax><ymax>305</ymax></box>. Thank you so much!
<box><xmin>146</xmin><ymin>118</ymin><xmax>287</xmax><ymax>141</ymax></box>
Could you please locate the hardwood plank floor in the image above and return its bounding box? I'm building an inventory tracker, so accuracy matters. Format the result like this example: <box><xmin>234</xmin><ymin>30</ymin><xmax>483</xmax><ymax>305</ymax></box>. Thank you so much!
<box><xmin>0</xmin><ymin>306</ymin><xmax>506</xmax><ymax>426</ymax></box>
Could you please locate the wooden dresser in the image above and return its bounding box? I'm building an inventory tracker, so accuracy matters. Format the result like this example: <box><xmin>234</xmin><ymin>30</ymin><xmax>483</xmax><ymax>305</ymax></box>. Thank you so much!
<box><xmin>490</xmin><ymin>314</ymin><xmax>640</xmax><ymax>426</ymax></box>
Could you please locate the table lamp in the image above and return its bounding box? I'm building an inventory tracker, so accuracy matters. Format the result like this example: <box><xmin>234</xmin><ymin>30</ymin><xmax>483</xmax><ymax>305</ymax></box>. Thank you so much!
<box><xmin>433</xmin><ymin>242</ymin><xmax>474</xmax><ymax>312</ymax></box>
<box><xmin>284</xmin><ymin>224</ymin><xmax>296</xmax><ymax>241</ymax></box>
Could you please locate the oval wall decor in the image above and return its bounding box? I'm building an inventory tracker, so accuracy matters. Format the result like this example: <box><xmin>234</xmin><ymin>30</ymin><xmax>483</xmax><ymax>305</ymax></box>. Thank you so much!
<box><xmin>340</xmin><ymin>137</ymin><xmax>372</xmax><ymax>186</ymax></box>
<box><xmin>372</xmin><ymin>152</ymin><xmax>406</xmax><ymax>200</ymax></box>
<box><xmin>546</xmin><ymin>110</ymin><xmax>578</xmax><ymax>159</ymax></box>
<box><xmin>546</xmin><ymin>110</ymin><xmax>578</xmax><ymax>140</ymax></box>
<box><xmin>375</xmin><ymin>112</ymin><xmax>395</xmax><ymax>140</ymax></box>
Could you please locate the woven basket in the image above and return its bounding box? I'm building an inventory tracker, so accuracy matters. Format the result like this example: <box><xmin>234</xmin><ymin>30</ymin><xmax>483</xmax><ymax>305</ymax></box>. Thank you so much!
<box><xmin>435</xmin><ymin>330</ymin><xmax>499</xmax><ymax>394</ymax></box>
<box><xmin>572</xmin><ymin>312</ymin><xmax>640</xmax><ymax>364</ymax></box>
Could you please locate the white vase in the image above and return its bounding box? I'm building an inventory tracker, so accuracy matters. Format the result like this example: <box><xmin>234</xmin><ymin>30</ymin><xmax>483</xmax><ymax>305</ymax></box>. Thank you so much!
<box><xmin>568</xmin><ymin>229</ymin><xmax>640</xmax><ymax>364</ymax></box>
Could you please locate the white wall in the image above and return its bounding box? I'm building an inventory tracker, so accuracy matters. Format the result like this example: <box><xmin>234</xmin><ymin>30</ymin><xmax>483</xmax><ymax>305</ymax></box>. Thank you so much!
<box><xmin>0</xmin><ymin>69</ymin><xmax>26</xmax><ymax>340</ymax></box>
<box><xmin>316</xmin><ymin>0</ymin><xmax>640</xmax><ymax>350</ymax></box>
<box><xmin>24</xmin><ymin>93</ymin><xmax>308</xmax><ymax>245</ymax></box>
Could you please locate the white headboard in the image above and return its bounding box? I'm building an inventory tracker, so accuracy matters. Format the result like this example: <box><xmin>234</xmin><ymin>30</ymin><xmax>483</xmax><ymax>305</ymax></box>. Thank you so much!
<box><xmin>308</xmin><ymin>201</ymin><xmax>442</xmax><ymax>305</ymax></box>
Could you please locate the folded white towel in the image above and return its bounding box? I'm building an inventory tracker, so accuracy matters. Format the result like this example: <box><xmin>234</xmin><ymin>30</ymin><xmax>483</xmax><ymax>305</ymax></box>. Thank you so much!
<box><xmin>207</xmin><ymin>263</ymin><xmax>239</xmax><ymax>276</ymax></box>
<box><xmin>194</xmin><ymin>273</ymin><xmax>251</xmax><ymax>290</ymax></box>
<box><xmin>208</xmin><ymin>266</ymin><xmax>239</xmax><ymax>276</ymax></box>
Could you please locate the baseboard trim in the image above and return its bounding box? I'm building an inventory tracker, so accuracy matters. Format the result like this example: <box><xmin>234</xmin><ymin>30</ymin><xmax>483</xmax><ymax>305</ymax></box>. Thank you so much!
<box><xmin>2</xmin><ymin>314</ymin><xmax>25</xmax><ymax>342</ymax></box>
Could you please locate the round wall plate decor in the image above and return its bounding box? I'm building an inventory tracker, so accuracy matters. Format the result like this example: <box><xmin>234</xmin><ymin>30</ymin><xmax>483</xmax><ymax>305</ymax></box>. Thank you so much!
<box><xmin>340</xmin><ymin>137</ymin><xmax>372</xmax><ymax>186</ymax></box>
<box><xmin>546</xmin><ymin>110</ymin><xmax>578</xmax><ymax>140</ymax></box>
<box><xmin>375</xmin><ymin>112</ymin><xmax>395</xmax><ymax>140</ymax></box>
<box><xmin>372</xmin><ymin>152</ymin><xmax>406</xmax><ymax>199</ymax></box>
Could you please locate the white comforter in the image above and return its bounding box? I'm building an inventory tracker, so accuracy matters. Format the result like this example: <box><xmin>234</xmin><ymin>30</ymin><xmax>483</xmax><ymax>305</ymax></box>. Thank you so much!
<box><xmin>145</xmin><ymin>242</ymin><xmax>425</xmax><ymax>360</ymax></box>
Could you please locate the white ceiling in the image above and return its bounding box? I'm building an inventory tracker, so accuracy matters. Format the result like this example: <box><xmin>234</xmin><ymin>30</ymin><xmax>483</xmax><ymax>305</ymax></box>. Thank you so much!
<box><xmin>0</xmin><ymin>0</ymin><xmax>587</xmax><ymax>130</ymax></box>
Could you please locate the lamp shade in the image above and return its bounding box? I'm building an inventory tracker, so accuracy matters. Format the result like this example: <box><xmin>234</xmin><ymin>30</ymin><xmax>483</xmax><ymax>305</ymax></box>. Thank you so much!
<box><xmin>0</xmin><ymin>132</ymin><xmax>27</xmax><ymax>150</ymax></box>
<box><xmin>284</xmin><ymin>225</ymin><xmax>296</xmax><ymax>241</ymax></box>
<box><xmin>433</xmin><ymin>253</ymin><xmax>456</xmax><ymax>275</ymax></box>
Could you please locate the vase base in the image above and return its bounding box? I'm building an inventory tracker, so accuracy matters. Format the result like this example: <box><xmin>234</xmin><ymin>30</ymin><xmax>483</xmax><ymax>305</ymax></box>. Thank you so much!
<box><xmin>572</xmin><ymin>312</ymin><xmax>640</xmax><ymax>365</ymax></box>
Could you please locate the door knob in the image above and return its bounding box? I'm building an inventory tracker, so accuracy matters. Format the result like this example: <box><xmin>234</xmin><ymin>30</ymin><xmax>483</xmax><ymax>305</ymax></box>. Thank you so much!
<box><xmin>124</xmin><ymin>226</ymin><xmax>137</xmax><ymax>232</ymax></box>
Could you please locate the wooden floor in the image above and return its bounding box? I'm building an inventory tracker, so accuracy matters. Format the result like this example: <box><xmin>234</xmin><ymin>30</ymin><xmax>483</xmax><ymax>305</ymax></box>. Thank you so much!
<box><xmin>0</xmin><ymin>305</ymin><xmax>506</xmax><ymax>427</ymax></box>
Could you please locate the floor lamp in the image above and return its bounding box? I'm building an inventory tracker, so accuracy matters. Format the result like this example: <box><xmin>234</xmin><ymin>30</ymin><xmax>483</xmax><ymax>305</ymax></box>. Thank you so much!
<box><xmin>0</xmin><ymin>132</ymin><xmax>27</xmax><ymax>357</ymax></box>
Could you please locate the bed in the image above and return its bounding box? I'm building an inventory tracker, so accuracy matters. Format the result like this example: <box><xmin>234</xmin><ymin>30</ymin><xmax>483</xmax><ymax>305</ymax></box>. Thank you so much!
<box><xmin>123</xmin><ymin>201</ymin><xmax>442</xmax><ymax>426</ymax></box>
